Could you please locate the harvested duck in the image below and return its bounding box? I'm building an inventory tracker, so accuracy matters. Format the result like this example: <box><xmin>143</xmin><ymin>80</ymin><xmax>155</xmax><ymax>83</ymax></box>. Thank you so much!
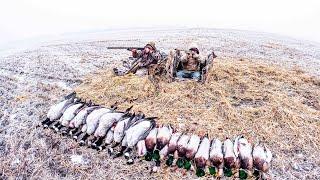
<box><xmin>223</xmin><ymin>138</ymin><xmax>240</xmax><ymax>177</ymax></box>
<box><xmin>156</xmin><ymin>124</ymin><xmax>173</xmax><ymax>150</ymax></box>
<box><xmin>166</xmin><ymin>132</ymin><xmax>182</xmax><ymax>166</ymax></box>
<box><xmin>79</xmin><ymin>107</ymin><xmax>115</xmax><ymax>145</ymax></box>
<box><xmin>145</xmin><ymin>128</ymin><xmax>158</xmax><ymax>152</ymax></box>
<box><xmin>194</xmin><ymin>135</ymin><xmax>210</xmax><ymax>177</ymax></box>
<box><xmin>185</xmin><ymin>134</ymin><xmax>201</xmax><ymax>160</ymax></box>
<box><xmin>91</xmin><ymin>110</ymin><xmax>132</xmax><ymax>148</ymax></box>
<box><xmin>209</xmin><ymin>138</ymin><xmax>224</xmax><ymax>177</ymax></box>
<box><xmin>253</xmin><ymin>143</ymin><xmax>272</xmax><ymax>179</ymax></box>
<box><xmin>235</xmin><ymin>136</ymin><xmax>253</xmax><ymax>178</ymax></box>
<box><xmin>42</xmin><ymin>92</ymin><xmax>76</xmax><ymax>128</ymax></box>
<box><xmin>123</xmin><ymin>118</ymin><xmax>156</xmax><ymax>164</ymax></box>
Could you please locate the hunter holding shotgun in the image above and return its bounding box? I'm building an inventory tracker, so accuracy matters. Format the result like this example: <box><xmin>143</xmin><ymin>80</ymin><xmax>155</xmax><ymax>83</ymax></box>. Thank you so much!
<box><xmin>112</xmin><ymin>42</ymin><xmax>162</xmax><ymax>76</ymax></box>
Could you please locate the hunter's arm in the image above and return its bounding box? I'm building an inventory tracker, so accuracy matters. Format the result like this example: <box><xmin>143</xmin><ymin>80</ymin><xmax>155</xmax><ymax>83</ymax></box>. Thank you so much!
<box><xmin>132</xmin><ymin>50</ymin><xmax>143</xmax><ymax>58</ymax></box>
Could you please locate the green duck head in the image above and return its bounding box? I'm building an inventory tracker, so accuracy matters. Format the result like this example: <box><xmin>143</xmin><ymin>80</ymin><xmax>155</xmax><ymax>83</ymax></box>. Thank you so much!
<box><xmin>224</xmin><ymin>167</ymin><xmax>233</xmax><ymax>177</ymax></box>
<box><xmin>209</xmin><ymin>166</ymin><xmax>216</xmax><ymax>176</ymax></box>
<box><xmin>166</xmin><ymin>154</ymin><xmax>174</xmax><ymax>166</ymax></box>
<box><xmin>196</xmin><ymin>168</ymin><xmax>205</xmax><ymax>177</ymax></box>
<box><xmin>183</xmin><ymin>160</ymin><xmax>191</xmax><ymax>170</ymax></box>
<box><xmin>145</xmin><ymin>151</ymin><xmax>152</xmax><ymax>161</ymax></box>
<box><xmin>239</xmin><ymin>169</ymin><xmax>248</xmax><ymax>179</ymax></box>
<box><xmin>176</xmin><ymin>158</ymin><xmax>185</xmax><ymax>168</ymax></box>
<box><xmin>152</xmin><ymin>150</ymin><xmax>160</xmax><ymax>161</ymax></box>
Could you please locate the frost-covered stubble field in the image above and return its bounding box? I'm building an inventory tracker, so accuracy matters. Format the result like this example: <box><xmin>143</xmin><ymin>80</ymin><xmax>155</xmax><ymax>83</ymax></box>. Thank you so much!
<box><xmin>0</xmin><ymin>28</ymin><xmax>320</xmax><ymax>179</ymax></box>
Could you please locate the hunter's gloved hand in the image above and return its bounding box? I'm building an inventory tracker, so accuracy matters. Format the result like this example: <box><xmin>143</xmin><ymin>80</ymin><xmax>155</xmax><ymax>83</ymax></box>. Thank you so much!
<box><xmin>152</xmin><ymin>52</ymin><xmax>161</xmax><ymax>60</ymax></box>
<box><xmin>131</xmin><ymin>49</ymin><xmax>137</xmax><ymax>57</ymax></box>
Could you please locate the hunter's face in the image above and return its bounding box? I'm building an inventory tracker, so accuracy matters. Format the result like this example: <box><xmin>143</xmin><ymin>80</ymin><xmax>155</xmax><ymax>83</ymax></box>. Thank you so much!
<box><xmin>144</xmin><ymin>47</ymin><xmax>150</xmax><ymax>53</ymax></box>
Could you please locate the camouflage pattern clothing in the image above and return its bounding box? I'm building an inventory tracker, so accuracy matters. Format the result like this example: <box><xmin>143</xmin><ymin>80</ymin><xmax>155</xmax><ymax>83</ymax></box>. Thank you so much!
<box><xmin>113</xmin><ymin>42</ymin><xmax>162</xmax><ymax>76</ymax></box>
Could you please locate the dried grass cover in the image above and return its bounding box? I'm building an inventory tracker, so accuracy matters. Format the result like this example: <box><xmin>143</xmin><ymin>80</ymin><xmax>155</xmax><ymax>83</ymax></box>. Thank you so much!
<box><xmin>75</xmin><ymin>58</ymin><xmax>320</xmax><ymax>173</ymax></box>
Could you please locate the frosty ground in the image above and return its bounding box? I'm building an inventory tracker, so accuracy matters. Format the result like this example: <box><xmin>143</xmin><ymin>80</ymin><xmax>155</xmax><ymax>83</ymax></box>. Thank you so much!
<box><xmin>0</xmin><ymin>28</ymin><xmax>320</xmax><ymax>179</ymax></box>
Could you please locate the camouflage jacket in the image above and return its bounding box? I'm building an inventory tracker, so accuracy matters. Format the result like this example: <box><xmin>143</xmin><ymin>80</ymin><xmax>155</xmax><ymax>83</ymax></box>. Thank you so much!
<box><xmin>180</xmin><ymin>50</ymin><xmax>205</xmax><ymax>71</ymax></box>
<box><xmin>133</xmin><ymin>50</ymin><xmax>162</xmax><ymax>67</ymax></box>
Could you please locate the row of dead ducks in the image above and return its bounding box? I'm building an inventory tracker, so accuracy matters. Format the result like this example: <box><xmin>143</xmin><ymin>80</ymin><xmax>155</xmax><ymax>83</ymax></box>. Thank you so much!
<box><xmin>41</xmin><ymin>92</ymin><xmax>272</xmax><ymax>179</ymax></box>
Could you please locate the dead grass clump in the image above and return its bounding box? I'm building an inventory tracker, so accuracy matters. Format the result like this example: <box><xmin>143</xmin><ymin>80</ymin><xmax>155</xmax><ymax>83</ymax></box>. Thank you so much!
<box><xmin>75</xmin><ymin>58</ymin><xmax>320</xmax><ymax>177</ymax></box>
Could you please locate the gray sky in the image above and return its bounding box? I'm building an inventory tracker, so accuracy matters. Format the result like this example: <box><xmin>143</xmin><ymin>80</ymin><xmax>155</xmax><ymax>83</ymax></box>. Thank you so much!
<box><xmin>1</xmin><ymin>0</ymin><xmax>320</xmax><ymax>45</ymax></box>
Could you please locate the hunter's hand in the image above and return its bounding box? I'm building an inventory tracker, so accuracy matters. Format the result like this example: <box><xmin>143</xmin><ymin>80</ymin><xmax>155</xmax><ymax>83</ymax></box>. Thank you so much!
<box><xmin>131</xmin><ymin>49</ymin><xmax>137</xmax><ymax>52</ymax></box>
<box><xmin>131</xmin><ymin>49</ymin><xmax>137</xmax><ymax>57</ymax></box>
<box><xmin>153</xmin><ymin>53</ymin><xmax>161</xmax><ymax>60</ymax></box>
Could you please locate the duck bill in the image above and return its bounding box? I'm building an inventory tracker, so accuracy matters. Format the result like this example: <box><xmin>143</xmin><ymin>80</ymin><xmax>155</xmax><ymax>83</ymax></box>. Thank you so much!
<box><xmin>79</xmin><ymin>134</ymin><xmax>89</xmax><ymax>146</ymax></box>
<box><xmin>92</xmin><ymin>137</ymin><xmax>104</xmax><ymax>149</ymax></box>
<box><xmin>72</xmin><ymin>128</ymin><xmax>83</xmax><ymax>140</ymax></box>
<box><xmin>61</xmin><ymin>128</ymin><xmax>69</xmax><ymax>136</ymax></box>
<box><xmin>69</xmin><ymin>128</ymin><xmax>79</xmax><ymax>136</ymax></box>
<box><xmin>41</xmin><ymin>118</ymin><xmax>50</xmax><ymax>126</ymax></box>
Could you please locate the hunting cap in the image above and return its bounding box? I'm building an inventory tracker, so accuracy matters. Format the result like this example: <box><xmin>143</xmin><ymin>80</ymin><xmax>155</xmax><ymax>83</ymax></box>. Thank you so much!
<box><xmin>188</xmin><ymin>42</ymin><xmax>199</xmax><ymax>54</ymax></box>
<box><xmin>145</xmin><ymin>41</ymin><xmax>156</xmax><ymax>50</ymax></box>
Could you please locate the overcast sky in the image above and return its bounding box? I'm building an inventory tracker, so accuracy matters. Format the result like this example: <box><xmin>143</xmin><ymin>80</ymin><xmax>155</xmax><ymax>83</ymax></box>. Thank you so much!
<box><xmin>1</xmin><ymin>0</ymin><xmax>320</xmax><ymax>45</ymax></box>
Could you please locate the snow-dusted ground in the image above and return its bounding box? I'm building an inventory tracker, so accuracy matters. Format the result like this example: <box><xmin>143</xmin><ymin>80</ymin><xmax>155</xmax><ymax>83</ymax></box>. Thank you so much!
<box><xmin>0</xmin><ymin>28</ymin><xmax>320</xmax><ymax>179</ymax></box>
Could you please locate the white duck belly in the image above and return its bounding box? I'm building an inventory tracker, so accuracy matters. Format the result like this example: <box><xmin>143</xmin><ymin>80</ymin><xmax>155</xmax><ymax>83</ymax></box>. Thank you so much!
<box><xmin>237</xmin><ymin>137</ymin><xmax>253</xmax><ymax>170</ymax></box>
<box><xmin>86</xmin><ymin>108</ymin><xmax>112</xmax><ymax>135</ymax></box>
<box><xmin>47</xmin><ymin>99</ymin><xmax>72</xmax><ymax>120</ymax></box>
<box><xmin>60</xmin><ymin>103</ymin><xmax>83</xmax><ymax>126</ymax></box>
<box><xmin>69</xmin><ymin>106</ymin><xmax>99</xmax><ymax>128</ymax></box>
<box><xmin>94</xmin><ymin>112</ymin><xmax>123</xmax><ymax>137</ymax></box>
<box><xmin>137</xmin><ymin>140</ymin><xmax>147</xmax><ymax>157</ymax></box>
<box><xmin>177</xmin><ymin>134</ymin><xmax>190</xmax><ymax>157</ymax></box>
<box><xmin>104</xmin><ymin>127</ymin><xmax>114</xmax><ymax>145</ymax></box>
<box><xmin>210</xmin><ymin>139</ymin><xmax>224</xmax><ymax>168</ymax></box>
<box><xmin>145</xmin><ymin>128</ymin><xmax>158</xmax><ymax>151</ymax></box>
<box><xmin>113</xmin><ymin>117</ymin><xmax>131</xmax><ymax>143</ymax></box>
<box><xmin>168</xmin><ymin>132</ymin><xmax>182</xmax><ymax>154</ymax></box>
<box><xmin>253</xmin><ymin>144</ymin><xmax>272</xmax><ymax>172</ymax></box>
<box><xmin>195</xmin><ymin>137</ymin><xmax>210</xmax><ymax>169</ymax></box>
<box><xmin>126</xmin><ymin>121</ymin><xmax>152</xmax><ymax>148</ymax></box>
<box><xmin>159</xmin><ymin>145</ymin><xmax>169</xmax><ymax>160</ymax></box>
<box><xmin>156</xmin><ymin>125</ymin><xmax>172</xmax><ymax>150</ymax></box>
<box><xmin>223</xmin><ymin>138</ymin><xmax>238</xmax><ymax>169</ymax></box>
<box><xmin>185</xmin><ymin>134</ymin><xmax>201</xmax><ymax>159</ymax></box>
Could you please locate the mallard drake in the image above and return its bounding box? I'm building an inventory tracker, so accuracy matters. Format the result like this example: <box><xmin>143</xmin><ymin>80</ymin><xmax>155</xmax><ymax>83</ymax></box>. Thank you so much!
<box><xmin>177</xmin><ymin>134</ymin><xmax>190</xmax><ymax>158</ymax></box>
<box><xmin>175</xmin><ymin>134</ymin><xmax>190</xmax><ymax>169</ymax></box>
<box><xmin>167</xmin><ymin>132</ymin><xmax>182</xmax><ymax>155</ymax></box>
<box><xmin>253</xmin><ymin>143</ymin><xmax>272</xmax><ymax>179</ymax></box>
<box><xmin>145</xmin><ymin>128</ymin><xmax>158</xmax><ymax>152</ymax></box>
<box><xmin>156</xmin><ymin>124</ymin><xmax>173</xmax><ymax>150</ymax></box>
<box><xmin>223</xmin><ymin>138</ymin><xmax>240</xmax><ymax>177</ymax></box>
<box><xmin>209</xmin><ymin>138</ymin><xmax>224</xmax><ymax>177</ymax></box>
<box><xmin>165</xmin><ymin>132</ymin><xmax>182</xmax><ymax>166</ymax></box>
<box><xmin>194</xmin><ymin>135</ymin><xmax>210</xmax><ymax>177</ymax></box>
<box><xmin>42</xmin><ymin>92</ymin><xmax>76</xmax><ymax>128</ymax></box>
<box><xmin>235</xmin><ymin>136</ymin><xmax>253</xmax><ymax>177</ymax></box>
<box><xmin>185</xmin><ymin>134</ymin><xmax>201</xmax><ymax>160</ymax></box>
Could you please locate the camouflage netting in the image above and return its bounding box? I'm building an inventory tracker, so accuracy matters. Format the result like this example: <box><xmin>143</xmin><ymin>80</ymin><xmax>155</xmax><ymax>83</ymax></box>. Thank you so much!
<box><xmin>75</xmin><ymin>58</ymin><xmax>320</xmax><ymax>176</ymax></box>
